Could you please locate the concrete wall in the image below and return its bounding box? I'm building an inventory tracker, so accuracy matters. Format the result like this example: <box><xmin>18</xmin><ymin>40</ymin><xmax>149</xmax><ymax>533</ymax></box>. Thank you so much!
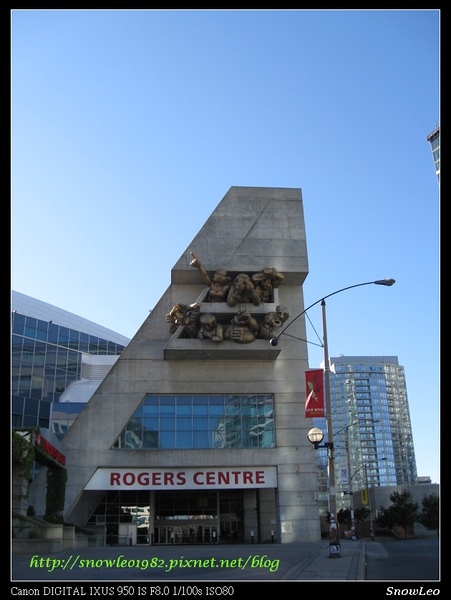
<box><xmin>12</xmin><ymin>516</ymin><xmax>105</xmax><ymax>553</ymax></box>
<box><xmin>353</xmin><ymin>482</ymin><xmax>439</xmax><ymax>536</ymax></box>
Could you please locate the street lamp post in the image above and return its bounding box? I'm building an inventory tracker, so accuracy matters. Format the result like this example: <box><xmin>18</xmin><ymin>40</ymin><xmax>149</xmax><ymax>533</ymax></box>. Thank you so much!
<box><xmin>364</xmin><ymin>462</ymin><xmax>375</xmax><ymax>541</ymax></box>
<box><xmin>306</xmin><ymin>426</ymin><xmax>338</xmax><ymax>554</ymax></box>
<box><xmin>270</xmin><ymin>278</ymin><xmax>395</xmax><ymax>555</ymax></box>
<box><xmin>350</xmin><ymin>458</ymin><xmax>387</xmax><ymax>541</ymax></box>
<box><xmin>342</xmin><ymin>381</ymin><xmax>360</xmax><ymax>540</ymax></box>
<box><xmin>321</xmin><ymin>297</ymin><xmax>340</xmax><ymax>552</ymax></box>
<box><xmin>346</xmin><ymin>425</ymin><xmax>356</xmax><ymax>540</ymax></box>
<box><xmin>335</xmin><ymin>416</ymin><xmax>381</xmax><ymax>540</ymax></box>
<box><xmin>334</xmin><ymin>423</ymin><xmax>358</xmax><ymax>540</ymax></box>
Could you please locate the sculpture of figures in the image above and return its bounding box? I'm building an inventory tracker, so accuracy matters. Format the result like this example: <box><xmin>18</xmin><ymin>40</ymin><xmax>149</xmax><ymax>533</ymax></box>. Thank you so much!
<box><xmin>189</xmin><ymin>252</ymin><xmax>231</xmax><ymax>302</ymax></box>
<box><xmin>197</xmin><ymin>313</ymin><xmax>224</xmax><ymax>343</ymax></box>
<box><xmin>226</xmin><ymin>273</ymin><xmax>260</xmax><ymax>307</ymax></box>
<box><xmin>166</xmin><ymin>302</ymin><xmax>200</xmax><ymax>338</ymax></box>
<box><xmin>257</xmin><ymin>306</ymin><xmax>291</xmax><ymax>339</ymax></box>
<box><xmin>252</xmin><ymin>267</ymin><xmax>285</xmax><ymax>303</ymax></box>
<box><xmin>224</xmin><ymin>311</ymin><xmax>259</xmax><ymax>343</ymax></box>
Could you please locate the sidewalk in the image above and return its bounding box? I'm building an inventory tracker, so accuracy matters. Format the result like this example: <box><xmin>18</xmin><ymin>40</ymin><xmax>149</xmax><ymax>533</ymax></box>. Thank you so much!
<box><xmin>11</xmin><ymin>540</ymin><xmax>367</xmax><ymax>582</ymax></box>
<box><xmin>280</xmin><ymin>539</ymin><xmax>366</xmax><ymax>581</ymax></box>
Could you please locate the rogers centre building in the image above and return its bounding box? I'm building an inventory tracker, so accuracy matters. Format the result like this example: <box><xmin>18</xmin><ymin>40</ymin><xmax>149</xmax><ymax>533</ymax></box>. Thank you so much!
<box><xmin>29</xmin><ymin>186</ymin><xmax>320</xmax><ymax>545</ymax></box>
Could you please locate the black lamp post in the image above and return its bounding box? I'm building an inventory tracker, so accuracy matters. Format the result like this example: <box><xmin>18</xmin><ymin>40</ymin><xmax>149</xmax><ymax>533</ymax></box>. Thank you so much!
<box><xmin>272</xmin><ymin>278</ymin><xmax>395</xmax><ymax>556</ymax></box>
<box><xmin>334</xmin><ymin>419</ymin><xmax>380</xmax><ymax>540</ymax></box>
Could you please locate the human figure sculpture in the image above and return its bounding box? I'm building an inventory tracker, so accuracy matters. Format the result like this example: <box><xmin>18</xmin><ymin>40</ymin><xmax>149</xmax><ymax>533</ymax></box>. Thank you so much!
<box><xmin>189</xmin><ymin>252</ymin><xmax>231</xmax><ymax>302</ymax></box>
<box><xmin>226</xmin><ymin>273</ymin><xmax>260</xmax><ymax>307</ymax></box>
<box><xmin>257</xmin><ymin>306</ymin><xmax>291</xmax><ymax>339</ymax></box>
<box><xmin>224</xmin><ymin>311</ymin><xmax>259</xmax><ymax>343</ymax></box>
<box><xmin>196</xmin><ymin>313</ymin><xmax>224</xmax><ymax>343</ymax></box>
<box><xmin>166</xmin><ymin>302</ymin><xmax>200</xmax><ymax>338</ymax></box>
<box><xmin>252</xmin><ymin>267</ymin><xmax>285</xmax><ymax>303</ymax></box>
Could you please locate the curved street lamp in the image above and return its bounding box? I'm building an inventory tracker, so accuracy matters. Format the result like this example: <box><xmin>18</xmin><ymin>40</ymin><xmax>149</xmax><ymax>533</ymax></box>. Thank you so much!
<box><xmin>274</xmin><ymin>278</ymin><xmax>395</xmax><ymax>556</ymax></box>
<box><xmin>334</xmin><ymin>419</ymin><xmax>380</xmax><ymax>540</ymax></box>
<box><xmin>269</xmin><ymin>279</ymin><xmax>395</xmax><ymax>347</ymax></box>
<box><xmin>351</xmin><ymin>458</ymin><xmax>388</xmax><ymax>541</ymax></box>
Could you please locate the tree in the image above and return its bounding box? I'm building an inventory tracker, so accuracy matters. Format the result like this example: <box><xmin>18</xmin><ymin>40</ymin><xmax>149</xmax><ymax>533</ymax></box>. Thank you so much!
<box><xmin>45</xmin><ymin>466</ymin><xmax>67</xmax><ymax>524</ymax></box>
<box><xmin>377</xmin><ymin>505</ymin><xmax>397</xmax><ymax>529</ymax></box>
<box><xmin>378</xmin><ymin>489</ymin><xmax>418</xmax><ymax>538</ymax></box>
<box><xmin>353</xmin><ymin>506</ymin><xmax>370</xmax><ymax>538</ymax></box>
<box><xmin>13</xmin><ymin>427</ymin><xmax>68</xmax><ymax>524</ymax></box>
<box><xmin>354</xmin><ymin>506</ymin><xmax>370</xmax><ymax>522</ymax></box>
<box><xmin>417</xmin><ymin>493</ymin><xmax>439</xmax><ymax>535</ymax></box>
<box><xmin>337</xmin><ymin>508</ymin><xmax>351</xmax><ymax>538</ymax></box>
<box><xmin>12</xmin><ymin>430</ymin><xmax>36</xmax><ymax>481</ymax></box>
<box><xmin>337</xmin><ymin>508</ymin><xmax>351</xmax><ymax>528</ymax></box>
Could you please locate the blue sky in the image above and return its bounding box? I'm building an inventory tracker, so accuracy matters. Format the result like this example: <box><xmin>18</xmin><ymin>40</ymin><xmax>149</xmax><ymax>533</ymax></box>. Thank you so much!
<box><xmin>11</xmin><ymin>9</ymin><xmax>440</xmax><ymax>484</ymax></box>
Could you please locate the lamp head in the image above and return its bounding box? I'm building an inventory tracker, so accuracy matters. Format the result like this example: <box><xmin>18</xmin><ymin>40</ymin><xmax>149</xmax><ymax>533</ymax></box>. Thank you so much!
<box><xmin>307</xmin><ymin>427</ymin><xmax>324</xmax><ymax>448</ymax></box>
<box><xmin>375</xmin><ymin>278</ymin><xmax>396</xmax><ymax>286</ymax></box>
<box><xmin>269</xmin><ymin>337</ymin><xmax>279</xmax><ymax>346</ymax></box>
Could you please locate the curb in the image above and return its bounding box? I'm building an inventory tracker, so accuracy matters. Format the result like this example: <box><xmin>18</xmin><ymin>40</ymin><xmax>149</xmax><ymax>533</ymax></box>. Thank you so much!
<box><xmin>280</xmin><ymin>545</ymin><xmax>325</xmax><ymax>580</ymax></box>
<box><xmin>347</xmin><ymin>540</ymin><xmax>366</xmax><ymax>580</ymax></box>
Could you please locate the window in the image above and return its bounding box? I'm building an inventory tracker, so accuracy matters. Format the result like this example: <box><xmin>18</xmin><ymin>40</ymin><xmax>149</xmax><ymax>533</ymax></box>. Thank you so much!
<box><xmin>114</xmin><ymin>394</ymin><xmax>275</xmax><ymax>450</ymax></box>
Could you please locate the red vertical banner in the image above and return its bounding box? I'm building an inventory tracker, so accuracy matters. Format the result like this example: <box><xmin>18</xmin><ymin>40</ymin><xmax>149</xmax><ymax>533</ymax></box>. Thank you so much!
<box><xmin>304</xmin><ymin>369</ymin><xmax>325</xmax><ymax>418</ymax></box>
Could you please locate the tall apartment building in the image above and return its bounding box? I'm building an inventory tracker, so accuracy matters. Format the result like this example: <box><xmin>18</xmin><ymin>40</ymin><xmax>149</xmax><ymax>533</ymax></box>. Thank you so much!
<box><xmin>11</xmin><ymin>291</ymin><xmax>130</xmax><ymax>436</ymax></box>
<box><xmin>312</xmin><ymin>355</ymin><xmax>417</xmax><ymax>516</ymax></box>
<box><xmin>427</xmin><ymin>125</ymin><xmax>440</xmax><ymax>185</ymax></box>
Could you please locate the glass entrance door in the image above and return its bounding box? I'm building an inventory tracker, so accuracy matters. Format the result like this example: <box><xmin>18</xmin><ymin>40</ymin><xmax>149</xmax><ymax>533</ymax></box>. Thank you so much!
<box><xmin>153</xmin><ymin>523</ymin><xmax>218</xmax><ymax>544</ymax></box>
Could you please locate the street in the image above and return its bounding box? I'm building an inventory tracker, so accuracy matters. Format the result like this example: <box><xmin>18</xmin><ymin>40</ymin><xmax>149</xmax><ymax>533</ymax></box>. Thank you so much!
<box><xmin>365</xmin><ymin>537</ymin><xmax>440</xmax><ymax>581</ymax></box>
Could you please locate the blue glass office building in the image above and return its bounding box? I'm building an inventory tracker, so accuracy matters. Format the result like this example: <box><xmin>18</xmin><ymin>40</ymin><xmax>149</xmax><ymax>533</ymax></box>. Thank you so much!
<box><xmin>11</xmin><ymin>291</ymin><xmax>129</xmax><ymax>434</ymax></box>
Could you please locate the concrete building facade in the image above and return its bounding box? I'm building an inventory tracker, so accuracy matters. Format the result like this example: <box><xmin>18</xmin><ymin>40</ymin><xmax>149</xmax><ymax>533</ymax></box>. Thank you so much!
<box><xmin>29</xmin><ymin>186</ymin><xmax>322</xmax><ymax>545</ymax></box>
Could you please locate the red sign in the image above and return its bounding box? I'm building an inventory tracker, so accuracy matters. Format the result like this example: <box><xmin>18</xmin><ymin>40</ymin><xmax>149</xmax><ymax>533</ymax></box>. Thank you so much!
<box><xmin>84</xmin><ymin>467</ymin><xmax>278</xmax><ymax>490</ymax></box>
<box><xmin>304</xmin><ymin>369</ymin><xmax>325</xmax><ymax>418</ymax></box>
<box><xmin>33</xmin><ymin>429</ymin><xmax>66</xmax><ymax>467</ymax></box>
